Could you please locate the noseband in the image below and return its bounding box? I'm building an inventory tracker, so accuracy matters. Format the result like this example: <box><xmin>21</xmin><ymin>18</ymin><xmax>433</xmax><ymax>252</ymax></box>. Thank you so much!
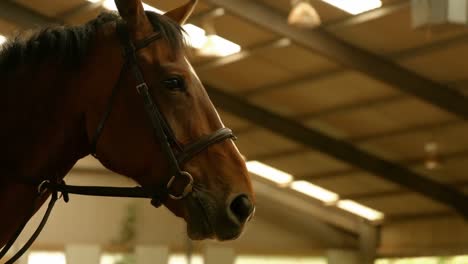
<box><xmin>0</xmin><ymin>22</ymin><xmax>235</xmax><ymax>264</ymax></box>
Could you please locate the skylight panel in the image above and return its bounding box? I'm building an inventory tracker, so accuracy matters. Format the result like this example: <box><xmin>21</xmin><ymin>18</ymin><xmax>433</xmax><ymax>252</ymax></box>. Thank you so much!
<box><xmin>337</xmin><ymin>199</ymin><xmax>384</xmax><ymax>221</ymax></box>
<box><xmin>246</xmin><ymin>161</ymin><xmax>293</xmax><ymax>185</ymax></box>
<box><xmin>86</xmin><ymin>0</ymin><xmax>241</xmax><ymax>57</ymax></box>
<box><xmin>86</xmin><ymin>0</ymin><xmax>163</xmax><ymax>13</ymax></box>
<box><xmin>321</xmin><ymin>0</ymin><xmax>382</xmax><ymax>15</ymax></box>
<box><xmin>290</xmin><ymin>180</ymin><xmax>339</xmax><ymax>204</ymax></box>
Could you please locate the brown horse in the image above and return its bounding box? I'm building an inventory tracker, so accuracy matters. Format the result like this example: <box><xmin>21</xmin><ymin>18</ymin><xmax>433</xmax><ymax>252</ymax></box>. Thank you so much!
<box><xmin>0</xmin><ymin>0</ymin><xmax>254</xmax><ymax>250</ymax></box>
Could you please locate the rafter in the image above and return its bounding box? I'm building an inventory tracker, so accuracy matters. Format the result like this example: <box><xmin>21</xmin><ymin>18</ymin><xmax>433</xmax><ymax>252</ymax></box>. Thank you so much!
<box><xmin>342</xmin><ymin>180</ymin><xmax>468</xmax><ymax>201</ymax></box>
<box><xmin>250</xmin><ymin>118</ymin><xmax>461</xmax><ymax>162</ymax></box>
<box><xmin>299</xmin><ymin>148</ymin><xmax>468</xmax><ymax>182</ymax></box>
<box><xmin>194</xmin><ymin>0</ymin><xmax>408</xmax><ymax>72</ymax></box>
<box><xmin>194</xmin><ymin>38</ymin><xmax>291</xmax><ymax>71</ymax></box>
<box><xmin>205</xmin><ymin>0</ymin><xmax>468</xmax><ymax>120</ymax></box>
<box><xmin>206</xmin><ymin>86</ymin><xmax>468</xmax><ymax>218</ymax></box>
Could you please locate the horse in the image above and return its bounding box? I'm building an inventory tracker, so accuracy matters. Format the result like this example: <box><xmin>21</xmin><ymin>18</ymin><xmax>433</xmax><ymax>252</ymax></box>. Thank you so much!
<box><xmin>0</xmin><ymin>0</ymin><xmax>255</xmax><ymax>257</ymax></box>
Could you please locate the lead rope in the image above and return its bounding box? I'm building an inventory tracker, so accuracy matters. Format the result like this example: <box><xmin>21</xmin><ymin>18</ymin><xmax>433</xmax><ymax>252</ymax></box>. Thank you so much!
<box><xmin>0</xmin><ymin>189</ymin><xmax>59</xmax><ymax>264</ymax></box>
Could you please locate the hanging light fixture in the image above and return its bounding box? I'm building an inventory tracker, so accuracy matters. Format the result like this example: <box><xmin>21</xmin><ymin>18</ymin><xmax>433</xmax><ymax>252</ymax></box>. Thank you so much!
<box><xmin>424</xmin><ymin>141</ymin><xmax>442</xmax><ymax>170</ymax></box>
<box><xmin>288</xmin><ymin>0</ymin><xmax>321</xmax><ymax>28</ymax></box>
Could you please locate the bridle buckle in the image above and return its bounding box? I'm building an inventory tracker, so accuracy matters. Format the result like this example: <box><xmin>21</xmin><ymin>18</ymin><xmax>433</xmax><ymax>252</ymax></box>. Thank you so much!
<box><xmin>37</xmin><ymin>180</ymin><xmax>50</xmax><ymax>195</ymax></box>
<box><xmin>166</xmin><ymin>171</ymin><xmax>194</xmax><ymax>200</ymax></box>
<box><xmin>136</xmin><ymin>83</ymin><xmax>149</xmax><ymax>94</ymax></box>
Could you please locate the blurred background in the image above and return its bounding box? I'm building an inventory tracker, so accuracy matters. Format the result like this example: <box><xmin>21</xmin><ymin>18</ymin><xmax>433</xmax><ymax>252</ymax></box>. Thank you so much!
<box><xmin>1</xmin><ymin>0</ymin><xmax>468</xmax><ymax>263</ymax></box>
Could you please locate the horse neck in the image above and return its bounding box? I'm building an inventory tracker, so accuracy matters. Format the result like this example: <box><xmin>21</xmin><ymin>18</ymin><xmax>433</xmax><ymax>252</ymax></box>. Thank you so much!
<box><xmin>1</xmin><ymin>63</ymin><xmax>88</xmax><ymax>183</ymax></box>
<box><xmin>0</xmin><ymin>27</ymin><xmax>123</xmax><ymax>246</ymax></box>
<box><xmin>0</xmin><ymin>62</ymin><xmax>89</xmax><ymax>246</ymax></box>
<box><xmin>1</xmin><ymin>26</ymin><xmax>123</xmax><ymax>184</ymax></box>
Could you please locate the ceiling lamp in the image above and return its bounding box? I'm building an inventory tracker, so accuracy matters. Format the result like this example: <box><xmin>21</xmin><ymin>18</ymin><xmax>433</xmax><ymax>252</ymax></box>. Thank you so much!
<box><xmin>424</xmin><ymin>141</ymin><xmax>442</xmax><ymax>170</ymax></box>
<box><xmin>288</xmin><ymin>0</ymin><xmax>321</xmax><ymax>28</ymax></box>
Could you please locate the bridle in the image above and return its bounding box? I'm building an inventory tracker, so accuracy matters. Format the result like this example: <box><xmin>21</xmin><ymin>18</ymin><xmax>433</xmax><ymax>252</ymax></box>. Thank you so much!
<box><xmin>89</xmin><ymin>22</ymin><xmax>236</xmax><ymax>205</ymax></box>
<box><xmin>0</xmin><ymin>22</ymin><xmax>235</xmax><ymax>263</ymax></box>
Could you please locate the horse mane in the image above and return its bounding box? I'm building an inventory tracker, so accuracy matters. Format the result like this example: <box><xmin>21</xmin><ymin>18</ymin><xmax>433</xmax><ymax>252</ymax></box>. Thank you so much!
<box><xmin>0</xmin><ymin>11</ymin><xmax>185</xmax><ymax>74</ymax></box>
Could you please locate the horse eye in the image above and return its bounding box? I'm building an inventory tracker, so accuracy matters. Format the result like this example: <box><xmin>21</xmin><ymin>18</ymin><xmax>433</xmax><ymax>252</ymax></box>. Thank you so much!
<box><xmin>163</xmin><ymin>77</ymin><xmax>185</xmax><ymax>91</ymax></box>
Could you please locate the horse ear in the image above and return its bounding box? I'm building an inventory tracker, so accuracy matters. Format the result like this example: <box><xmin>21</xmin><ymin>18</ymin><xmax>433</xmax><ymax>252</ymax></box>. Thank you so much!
<box><xmin>114</xmin><ymin>0</ymin><xmax>151</xmax><ymax>33</ymax></box>
<box><xmin>164</xmin><ymin>0</ymin><xmax>198</xmax><ymax>25</ymax></box>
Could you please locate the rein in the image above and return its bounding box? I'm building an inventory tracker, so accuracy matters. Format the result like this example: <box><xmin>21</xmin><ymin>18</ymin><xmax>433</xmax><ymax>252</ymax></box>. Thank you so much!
<box><xmin>0</xmin><ymin>22</ymin><xmax>235</xmax><ymax>263</ymax></box>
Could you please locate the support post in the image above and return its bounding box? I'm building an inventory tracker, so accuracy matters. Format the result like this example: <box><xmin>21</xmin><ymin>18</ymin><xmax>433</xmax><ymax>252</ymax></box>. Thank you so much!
<box><xmin>135</xmin><ymin>245</ymin><xmax>169</xmax><ymax>264</ymax></box>
<box><xmin>327</xmin><ymin>221</ymin><xmax>379</xmax><ymax>264</ymax></box>
<box><xmin>203</xmin><ymin>246</ymin><xmax>235</xmax><ymax>264</ymax></box>
<box><xmin>358</xmin><ymin>221</ymin><xmax>379</xmax><ymax>264</ymax></box>
<box><xmin>327</xmin><ymin>249</ymin><xmax>361</xmax><ymax>264</ymax></box>
<box><xmin>65</xmin><ymin>244</ymin><xmax>101</xmax><ymax>264</ymax></box>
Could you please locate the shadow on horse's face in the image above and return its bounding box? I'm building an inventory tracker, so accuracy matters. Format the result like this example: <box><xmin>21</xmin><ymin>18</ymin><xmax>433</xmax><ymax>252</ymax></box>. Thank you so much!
<box><xmin>86</xmin><ymin>0</ymin><xmax>254</xmax><ymax>241</ymax></box>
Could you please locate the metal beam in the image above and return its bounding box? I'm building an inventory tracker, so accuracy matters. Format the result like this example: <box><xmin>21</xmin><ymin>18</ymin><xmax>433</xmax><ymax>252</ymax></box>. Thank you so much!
<box><xmin>251</xmin><ymin>118</ymin><xmax>460</xmax><ymax>162</ymax></box>
<box><xmin>205</xmin><ymin>0</ymin><xmax>468</xmax><ymax>119</ymax></box>
<box><xmin>300</xmin><ymin>147</ymin><xmax>468</xmax><ymax>182</ymax></box>
<box><xmin>206</xmin><ymin>86</ymin><xmax>468</xmax><ymax>218</ymax></box>
<box><xmin>325</xmin><ymin>0</ymin><xmax>409</xmax><ymax>30</ymax></box>
<box><xmin>343</xmin><ymin>181</ymin><xmax>468</xmax><ymax>201</ymax></box>
<box><xmin>253</xmin><ymin>179</ymin><xmax>360</xmax><ymax>242</ymax></box>
<box><xmin>237</xmin><ymin>78</ymin><xmax>463</xmax><ymax>138</ymax></box>
<box><xmin>234</xmin><ymin>33</ymin><xmax>468</xmax><ymax>138</ymax></box>
<box><xmin>194</xmin><ymin>38</ymin><xmax>291</xmax><ymax>71</ymax></box>
<box><xmin>194</xmin><ymin>0</ymin><xmax>408</xmax><ymax>72</ymax></box>
<box><xmin>244</xmin><ymin>67</ymin><xmax>342</xmax><ymax>97</ymax></box>
<box><xmin>385</xmin><ymin>211</ymin><xmax>458</xmax><ymax>223</ymax></box>
<box><xmin>242</xmin><ymin>31</ymin><xmax>468</xmax><ymax>98</ymax></box>
<box><xmin>233</xmin><ymin>33</ymin><xmax>468</xmax><ymax>135</ymax></box>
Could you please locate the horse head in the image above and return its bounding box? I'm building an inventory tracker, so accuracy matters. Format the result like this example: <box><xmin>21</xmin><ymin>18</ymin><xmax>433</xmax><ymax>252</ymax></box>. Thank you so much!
<box><xmin>85</xmin><ymin>0</ymin><xmax>255</xmax><ymax>240</ymax></box>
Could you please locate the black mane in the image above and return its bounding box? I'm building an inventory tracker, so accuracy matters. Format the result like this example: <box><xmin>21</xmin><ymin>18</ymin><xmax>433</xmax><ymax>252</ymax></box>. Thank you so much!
<box><xmin>0</xmin><ymin>11</ymin><xmax>185</xmax><ymax>73</ymax></box>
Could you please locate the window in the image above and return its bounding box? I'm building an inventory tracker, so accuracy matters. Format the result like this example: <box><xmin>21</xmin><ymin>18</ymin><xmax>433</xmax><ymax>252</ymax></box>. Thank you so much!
<box><xmin>28</xmin><ymin>251</ymin><xmax>66</xmax><ymax>264</ymax></box>
<box><xmin>168</xmin><ymin>254</ymin><xmax>204</xmax><ymax>264</ymax></box>
<box><xmin>235</xmin><ymin>255</ymin><xmax>326</xmax><ymax>264</ymax></box>
<box><xmin>376</xmin><ymin>255</ymin><xmax>468</xmax><ymax>264</ymax></box>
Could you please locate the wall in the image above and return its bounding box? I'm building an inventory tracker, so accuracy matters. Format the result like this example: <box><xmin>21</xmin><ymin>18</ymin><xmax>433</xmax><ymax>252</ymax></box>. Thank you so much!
<box><xmin>380</xmin><ymin>216</ymin><xmax>468</xmax><ymax>257</ymax></box>
<box><xmin>18</xmin><ymin>171</ymin><xmax>323</xmax><ymax>255</ymax></box>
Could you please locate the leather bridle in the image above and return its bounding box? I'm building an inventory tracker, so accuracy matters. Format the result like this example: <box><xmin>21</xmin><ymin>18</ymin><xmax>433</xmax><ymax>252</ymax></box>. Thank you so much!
<box><xmin>0</xmin><ymin>22</ymin><xmax>235</xmax><ymax>263</ymax></box>
<box><xmin>89</xmin><ymin>22</ymin><xmax>236</xmax><ymax>206</ymax></box>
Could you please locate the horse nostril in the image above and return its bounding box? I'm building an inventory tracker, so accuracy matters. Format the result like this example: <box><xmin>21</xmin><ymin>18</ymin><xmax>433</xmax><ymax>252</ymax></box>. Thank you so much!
<box><xmin>229</xmin><ymin>194</ymin><xmax>254</xmax><ymax>224</ymax></box>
